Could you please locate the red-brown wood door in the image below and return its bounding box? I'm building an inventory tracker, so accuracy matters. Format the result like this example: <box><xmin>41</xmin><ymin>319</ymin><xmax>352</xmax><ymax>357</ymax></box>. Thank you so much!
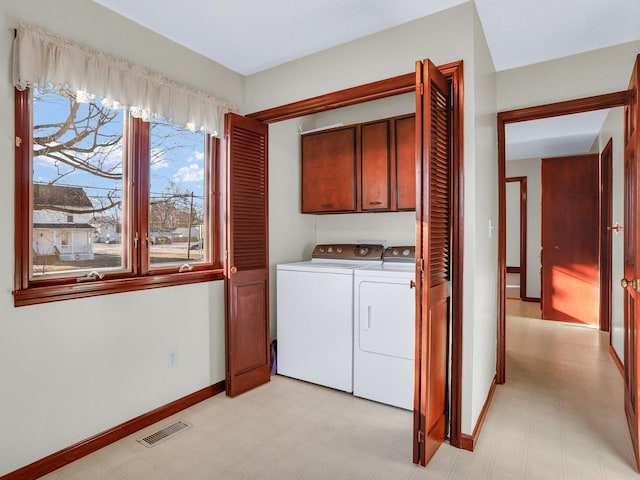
<box><xmin>361</xmin><ymin>120</ymin><xmax>390</xmax><ymax>211</ymax></box>
<box><xmin>541</xmin><ymin>153</ymin><xmax>600</xmax><ymax>325</ymax></box>
<box><xmin>413</xmin><ymin>58</ymin><xmax>451</xmax><ymax>466</ymax></box>
<box><xmin>395</xmin><ymin>114</ymin><xmax>417</xmax><ymax>210</ymax></box>
<box><xmin>623</xmin><ymin>54</ymin><xmax>640</xmax><ymax>470</ymax></box>
<box><xmin>301</xmin><ymin>126</ymin><xmax>358</xmax><ymax>213</ymax></box>
<box><xmin>224</xmin><ymin>112</ymin><xmax>271</xmax><ymax>397</ymax></box>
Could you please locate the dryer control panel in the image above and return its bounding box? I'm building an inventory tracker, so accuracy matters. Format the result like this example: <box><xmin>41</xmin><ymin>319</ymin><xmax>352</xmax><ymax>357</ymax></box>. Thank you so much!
<box><xmin>382</xmin><ymin>246</ymin><xmax>415</xmax><ymax>262</ymax></box>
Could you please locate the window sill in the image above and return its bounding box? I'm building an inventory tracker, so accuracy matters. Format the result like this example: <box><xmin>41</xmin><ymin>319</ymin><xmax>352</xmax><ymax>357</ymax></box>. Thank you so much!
<box><xmin>13</xmin><ymin>269</ymin><xmax>225</xmax><ymax>307</ymax></box>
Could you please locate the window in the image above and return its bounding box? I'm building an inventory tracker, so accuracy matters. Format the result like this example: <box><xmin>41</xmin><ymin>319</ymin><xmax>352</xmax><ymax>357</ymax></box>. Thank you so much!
<box><xmin>14</xmin><ymin>88</ymin><xmax>223</xmax><ymax>306</ymax></box>
<box><xmin>147</xmin><ymin>118</ymin><xmax>208</xmax><ymax>269</ymax></box>
<box><xmin>12</xmin><ymin>22</ymin><xmax>236</xmax><ymax>306</ymax></box>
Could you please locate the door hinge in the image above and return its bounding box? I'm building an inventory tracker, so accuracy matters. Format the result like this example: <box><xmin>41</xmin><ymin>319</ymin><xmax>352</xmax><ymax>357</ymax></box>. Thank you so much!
<box><xmin>15</xmin><ymin>136</ymin><xmax>22</xmax><ymax>147</ymax></box>
<box><xmin>420</xmin><ymin>83</ymin><xmax>424</xmax><ymax>96</ymax></box>
<box><xmin>417</xmin><ymin>430</ymin><xmax>425</xmax><ymax>443</ymax></box>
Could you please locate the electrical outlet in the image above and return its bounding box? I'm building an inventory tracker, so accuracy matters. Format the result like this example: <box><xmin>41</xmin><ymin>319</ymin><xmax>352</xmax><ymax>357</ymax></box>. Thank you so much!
<box><xmin>167</xmin><ymin>348</ymin><xmax>177</xmax><ymax>368</ymax></box>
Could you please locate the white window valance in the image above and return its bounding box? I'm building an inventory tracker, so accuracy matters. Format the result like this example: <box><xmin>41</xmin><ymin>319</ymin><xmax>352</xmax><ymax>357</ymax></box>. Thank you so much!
<box><xmin>12</xmin><ymin>22</ymin><xmax>239</xmax><ymax>136</ymax></box>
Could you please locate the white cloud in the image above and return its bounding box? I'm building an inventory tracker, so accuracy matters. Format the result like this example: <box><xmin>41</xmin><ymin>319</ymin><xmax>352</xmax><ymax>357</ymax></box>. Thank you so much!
<box><xmin>188</xmin><ymin>150</ymin><xmax>205</xmax><ymax>163</ymax></box>
<box><xmin>173</xmin><ymin>163</ymin><xmax>204</xmax><ymax>183</ymax></box>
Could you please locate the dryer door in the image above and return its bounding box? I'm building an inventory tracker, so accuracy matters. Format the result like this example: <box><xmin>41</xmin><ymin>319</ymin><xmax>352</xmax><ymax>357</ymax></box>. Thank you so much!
<box><xmin>358</xmin><ymin>280</ymin><xmax>414</xmax><ymax>359</ymax></box>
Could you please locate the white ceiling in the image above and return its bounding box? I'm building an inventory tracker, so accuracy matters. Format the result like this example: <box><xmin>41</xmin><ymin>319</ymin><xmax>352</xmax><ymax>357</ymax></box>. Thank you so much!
<box><xmin>93</xmin><ymin>0</ymin><xmax>640</xmax><ymax>159</ymax></box>
<box><xmin>505</xmin><ymin>110</ymin><xmax>611</xmax><ymax>161</ymax></box>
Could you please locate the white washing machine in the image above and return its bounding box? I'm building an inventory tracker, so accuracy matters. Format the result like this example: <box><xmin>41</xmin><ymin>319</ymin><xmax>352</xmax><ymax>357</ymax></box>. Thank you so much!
<box><xmin>353</xmin><ymin>246</ymin><xmax>416</xmax><ymax>409</ymax></box>
<box><xmin>276</xmin><ymin>244</ymin><xmax>384</xmax><ymax>392</ymax></box>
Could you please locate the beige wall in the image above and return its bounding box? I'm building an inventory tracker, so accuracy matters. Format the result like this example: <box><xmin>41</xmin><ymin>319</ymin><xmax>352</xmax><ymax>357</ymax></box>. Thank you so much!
<box><xmin>466</xmin><ymin>4</ymin><xmax>498</xmax><ymax>432</ymax></box>
<box><xmin>497</xmin><ymin>40</ymin><xmax>640</xmax><ymax>112</ymax></box>
<box><xmin>0</xmin><ymin>0</ymin><xmax>242</xmax><ymax>475</ymax></box>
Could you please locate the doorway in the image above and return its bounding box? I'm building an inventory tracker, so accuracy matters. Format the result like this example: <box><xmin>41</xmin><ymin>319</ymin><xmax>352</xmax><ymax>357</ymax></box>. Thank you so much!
<box><xmin>498</xmin><ymin>93</ymin><xmax>635</xmax><ymax>467</ymax></box>
<box><xmin>497</xmin><ymin>91</ymin><xmax>630</xmax><ymax>385</ymax></box>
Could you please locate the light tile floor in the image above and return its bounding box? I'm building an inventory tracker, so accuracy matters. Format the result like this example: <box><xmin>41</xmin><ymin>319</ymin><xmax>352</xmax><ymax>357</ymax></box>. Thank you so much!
<box><xmin>42</xmin><ymin>299</ymin><xmax>638</xmax><ymax>479</ymax></box>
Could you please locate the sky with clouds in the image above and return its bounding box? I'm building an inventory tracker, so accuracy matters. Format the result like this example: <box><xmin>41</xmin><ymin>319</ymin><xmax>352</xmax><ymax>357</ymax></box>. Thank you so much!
<box><xmin>32</xmin><ymin>91</ymin><xmax>206</xmax><ymax>213</ymax></box>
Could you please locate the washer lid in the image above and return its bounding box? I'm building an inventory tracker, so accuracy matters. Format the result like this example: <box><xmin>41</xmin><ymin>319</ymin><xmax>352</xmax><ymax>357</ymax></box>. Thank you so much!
<box><xmin>277</xmin><ymin>260</ymin><xmax>368</xmax><ymax>274</ymax></box>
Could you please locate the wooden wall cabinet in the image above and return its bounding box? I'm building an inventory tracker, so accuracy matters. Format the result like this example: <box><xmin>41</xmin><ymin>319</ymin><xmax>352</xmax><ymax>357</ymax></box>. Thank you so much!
<box><xmin>394</xmin><ymin>115</ymin><xmax>416</xmax><ymax>211</ymax></box>
<box><xmin>301</xmin><ymin>113</ymin><xmax>415</xmax><ymax>214</ymax></box>
<box><xmin>301</xmin><ymin>126</ymin><xmax>358</xmax><ymax>213</ymax></box>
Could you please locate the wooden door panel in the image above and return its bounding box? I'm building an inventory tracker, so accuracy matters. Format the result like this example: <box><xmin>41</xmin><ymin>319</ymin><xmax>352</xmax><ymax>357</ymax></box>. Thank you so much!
<box><xmin>301</xmin><ymin>127</ymin><xmax>358</xmax><ymax>213</ymax></box>
<box><xmin>225</xmin><ymin>112</ymin><xmax>270</xmax><ymax>398</ymax></box>
<box><xmin>231</xmin><ymin>279</ymin><xmax>268</xmax><ymax>373</ymax></box>
<box><xmin>414</xmin><ymin>58</ymin><xmax>451</xmax><ymax>467</ymax></box>
<box><xmin>395</xmin><ymin>115</ymin><xmax>417</xmax><ymax>210</ymax></box>
<box><xmin>624</xmin><ymin>54</ymin><xmax>640</xmax><ymax>470</ymax></box>
<box><xmin>427</xmin><ymin>298</ymin><xmax>448</xmax><ymax>424</ymax></box>
<box><xmin>541</xmin><ymin>154</ymin><xmax>600</xmax><ymax>325</ymax></box>
<box><xmin>361</xmin><ymin>120</ymin><xmax>390</xmax><ymax>210</ymax></box>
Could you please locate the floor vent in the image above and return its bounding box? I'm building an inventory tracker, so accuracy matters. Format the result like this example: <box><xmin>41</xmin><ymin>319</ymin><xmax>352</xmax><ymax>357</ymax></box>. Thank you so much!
<box><xmin>137</xmin><ymin>420</ymin><xmax>192</xmax><ymax>448</ymax></box>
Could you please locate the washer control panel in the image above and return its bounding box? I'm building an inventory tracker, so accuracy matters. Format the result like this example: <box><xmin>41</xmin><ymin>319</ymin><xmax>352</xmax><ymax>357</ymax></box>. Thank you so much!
<box><xmin>382</xmin><ymin>246</ymin><xmax>415</xmax><ymax>263</ymax></box>
<box><xmin>312</xmin><ymin>244</ymin><xmax>384</xmax><ymax>261</ymax></box>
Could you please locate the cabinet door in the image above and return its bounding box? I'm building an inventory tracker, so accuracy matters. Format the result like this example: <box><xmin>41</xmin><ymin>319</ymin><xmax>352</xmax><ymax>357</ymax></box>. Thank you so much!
<box><xmin>301</xmin><ymin>126</ymin><xmax>358</xmax><ymax>213</ymax></box>
<box><xmin>361</xmin><ymin>120</ymin><xmax>390</xmax><ymax>211</ymax></box>
<box><xmin>395</xmin><ymin>115</ymin><xmax>416</xmax><ymax>210</ymax></box>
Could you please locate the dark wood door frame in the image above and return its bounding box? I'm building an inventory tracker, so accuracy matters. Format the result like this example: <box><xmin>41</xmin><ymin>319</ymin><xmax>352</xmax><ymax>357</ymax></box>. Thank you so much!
<box><xmin>248</xmin><ymin>62</ymin><xmax>465</xmax><ymax>449</ymax></box>
<box><xmin>497</xmin><ymin>90</ymin><xmax>630</xmax><ymax>384</ymax></box>
<box><xmin>505</xmin><ymin>176</ymin><xmax>528</xmax><ymax>301</ymax></box>
<box><xmin>600</xmin><ymin>138</ymin><xmax>613</xmax><ymax>333</ymax></box>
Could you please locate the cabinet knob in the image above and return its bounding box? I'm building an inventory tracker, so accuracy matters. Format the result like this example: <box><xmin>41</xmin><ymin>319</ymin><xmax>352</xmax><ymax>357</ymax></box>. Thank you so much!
<box><xmin>409</xmin><ymin>280</ymin><xmax>416</xmax><ymax>289</ymax></box>
<box><xmin>230</xmin><ymin>266</ymin><xmax>238</xmax><ymax>274</ymax></box>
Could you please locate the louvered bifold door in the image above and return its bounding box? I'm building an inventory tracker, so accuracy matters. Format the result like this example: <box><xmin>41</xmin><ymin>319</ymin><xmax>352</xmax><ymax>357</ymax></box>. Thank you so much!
<box><xmin>224</xmin><ymin>112</ymin><xmax>271</xmax><ymax>397</ymax></box>
<box><xmin>413</xmin><ymin>59</ymin><xmax>452</xmax><ymax>466</ymax></box>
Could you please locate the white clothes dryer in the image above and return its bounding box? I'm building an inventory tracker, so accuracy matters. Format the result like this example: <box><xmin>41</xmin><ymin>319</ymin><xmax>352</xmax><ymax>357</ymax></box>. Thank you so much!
<box><xmin>353</xmin><ymin>246</ymin><xmax>416</xmax><ymax>409</ymax></box>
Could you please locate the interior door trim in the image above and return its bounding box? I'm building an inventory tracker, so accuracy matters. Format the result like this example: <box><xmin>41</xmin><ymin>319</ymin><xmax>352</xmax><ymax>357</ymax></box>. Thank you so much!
<box><xmin>246</xmin><ymin>62</ymin><xmax>465</xmax><ymax>450</ymax></box>
<box><xmin>497</xmin><ymin>90</ymin><xmax>630</xmax><ymax>384</ymax></box>
<box><xmin>600</xmin><ymin>138</ymin><xmax>613</xmax><ymax>333</ymax></box>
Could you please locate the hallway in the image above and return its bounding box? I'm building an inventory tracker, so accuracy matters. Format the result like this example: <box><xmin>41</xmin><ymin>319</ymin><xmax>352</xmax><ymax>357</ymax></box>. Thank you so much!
<box><xmin>40</xmin><ymin>300</ymin><xmax>637</xmax><ymax>479</ymax></box>
<box><xmin>484</xmin><ymin>299</ymin><xmax>636</xmax><ymax>479</ymax></box>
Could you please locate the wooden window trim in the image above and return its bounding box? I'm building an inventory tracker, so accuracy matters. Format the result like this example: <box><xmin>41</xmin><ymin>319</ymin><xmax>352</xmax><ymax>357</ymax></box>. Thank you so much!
<box><xmin>13</xmin><ymin>88</ymin><xmax>223</xmax><ymax>307</ymax></box>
